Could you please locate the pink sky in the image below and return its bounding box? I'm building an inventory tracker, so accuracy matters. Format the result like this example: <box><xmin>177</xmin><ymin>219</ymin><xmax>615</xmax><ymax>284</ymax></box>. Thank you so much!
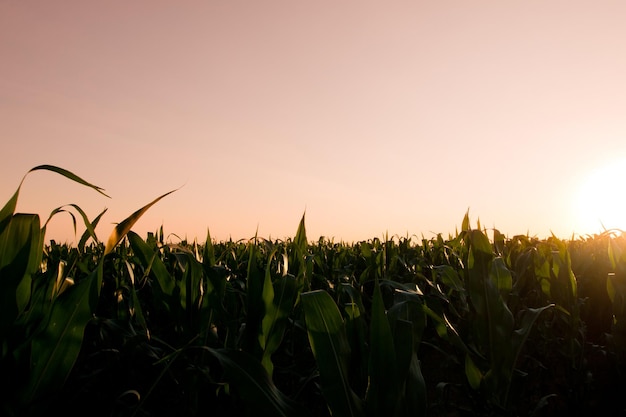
<box><xmin>2</xmin><ymin>1</ymin><xmax>626</xmax><ymax>244</ymax></box>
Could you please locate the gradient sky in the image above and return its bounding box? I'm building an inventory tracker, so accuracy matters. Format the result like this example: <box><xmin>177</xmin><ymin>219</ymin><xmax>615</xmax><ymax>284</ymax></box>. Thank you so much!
<box><xmin>2</xmin><ymin>1</ymin><xmax>626</xmax><ymax>245</ymax></box>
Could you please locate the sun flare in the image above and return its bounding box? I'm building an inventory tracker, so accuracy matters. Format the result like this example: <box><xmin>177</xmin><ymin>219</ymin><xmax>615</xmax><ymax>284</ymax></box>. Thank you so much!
<box><xmin>575</xmin><ymin>159</ymin><xmax>626</xmax><ymax>234</ymax></box>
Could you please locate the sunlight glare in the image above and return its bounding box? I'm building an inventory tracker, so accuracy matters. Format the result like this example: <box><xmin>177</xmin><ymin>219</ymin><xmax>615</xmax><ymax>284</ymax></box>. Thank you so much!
<box><xmin>575</xmin><ymin>159</ymin><xmax>626</xmax><ymax>234</ymax></box>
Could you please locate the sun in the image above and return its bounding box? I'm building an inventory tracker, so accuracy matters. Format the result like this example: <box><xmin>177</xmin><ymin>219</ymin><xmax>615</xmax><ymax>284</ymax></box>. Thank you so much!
<box><xmin>574</xmin><ymin>159</ymin><xmax>626</xmax><ymax>234</ymax></box>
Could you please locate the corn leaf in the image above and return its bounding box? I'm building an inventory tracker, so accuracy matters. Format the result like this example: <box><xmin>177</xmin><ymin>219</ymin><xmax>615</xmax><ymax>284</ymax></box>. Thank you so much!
<box><xmin>490</xmin><ymin>257</ymin><xmax>512</xmax><ymax>294</ymax></box>
<box><xmin>260</xmin><ymin>251</ymin><xmax>298</xmax><ymax>376</ymax></box>
<box><xmin>290</xmin><ymin>212</ymin><xmax>310</xmax><ymax>287</ymax></box>
<box><xmin>0</xmin><ymin>188</ymin><xmax>19</xmax><ymax>237</ymax></box>
<box><xmin>27</xmin><ymin>165</ymin><xmax>110</xmax><ymax>198</ymax></box>
<box><xmin>207</xmin><ymin>347</ymin><xmax>312</xmax><ymax>417</ymax></box>
<box><xmin>391</xmin><ymin>318</ymin><xmax>413</xmax><ymax>390</ymax></box>
<box><xmin>244</xmin><ymin>238</ymin><xmax>265</xmax><ymax>356</ymax></box>
<box><xmin>77</xmin><ymin>207</ymin><xmax>108</xmax><ymax>251</ymax></box>
<box><xmin>127</xmin><ymin>231</ymin><xmax>176</xmax><ymax>297</ymax></box>
<box><xmin>465</xmin><ymin>354</ymin><xmax>483</xmax><ymax>390</ymax></box>
<box><xmin>104</xmin><ymin>188</ymin><xmax>178</xmax><ymax>255</ymax></box>
<box><xmin>302</xmin><ymin>289</ymin><xmax>363</xmax><ymax>417</ymax></box>
<box><xmin>23</xmin><ymin>260</ymin><xmax>103</xmax><ymax>407</ymax></box>
<box><xmin>0</xmin><ymin>214</ymin><xmax>42</xmax><ymax>334</ymax></box>
<box><xmin>365</xmin><ymin>277</ymin><xmax>400</xmax><ymax>416</ymax></box>
<box><xmin>405</xmin><ymin>351</ymin><xmax>427</xmax><ymax>416</ymax></box>
<box><xmin>466</xmin><ymin>229</ymin><xmax>515</xmax><ymax>406</ymax></box>
<box><xmin>340</xmin><ymin>283</ymin><xmax>368</xmax><ymax>397</ymax></box>
<box><xmin>202</xmin><ymin>228</ymin><xmax>216</xmax><ymax>267</ymax></box>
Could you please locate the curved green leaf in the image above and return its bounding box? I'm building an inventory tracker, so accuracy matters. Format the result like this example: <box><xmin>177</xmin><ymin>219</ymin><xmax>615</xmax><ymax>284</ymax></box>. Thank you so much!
<box><xmin>127</xmin><ymin>231</ymin><xmax>176</xmax><ymax>297</ymax></box>
<box><xmin>104</xmin><ymin>188</ymin><xmax>178</xmax><ymax>255</ymax></box>
<box><xmin>27</xmin><ymin>165</ymin><xmax>110</xmax><ymax>198</ymax></box>
<box><xmin>302</xmin><ymin>290</ymin><xmax>363</xmax><ymax>417</ymax></box>
<box><xmin>0</xmin><ymin>214</ymin><xmax>42</xmax><ymax>333</ymax></box>
<box><xmin>23</xmin><ymin>261</ymin><xmax>103</xmax><ymax>407</ymax></box>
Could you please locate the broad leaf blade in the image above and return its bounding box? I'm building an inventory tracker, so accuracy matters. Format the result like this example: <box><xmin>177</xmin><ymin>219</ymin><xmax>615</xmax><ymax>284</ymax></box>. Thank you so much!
<box><xmin>365</xmin><ymin>278</ymin><xmax>399</xmax><ymax>416</ymax></box>
<box><xmin>302</xmin><ymin>290</ymin><xmax>362</xmax><ymax>417</ymax></box>
<box><xmin>23</xmin><ymin>261</ymin><xmax>103</xmax><ymax>407</ymax></box>
<box><xmin>260</xmin><ymin>265</ymin><xmax>298</xmax><ymax>377</ymax></box>
<box><xmin>0</xmin><ymin>214</ymin><xmax>42</xmax><ymax>340</ymax></box>
<box><xmin>0</xmin><ymin>188</ymin><xmax>19</xmax><ymax>238</ymax></box>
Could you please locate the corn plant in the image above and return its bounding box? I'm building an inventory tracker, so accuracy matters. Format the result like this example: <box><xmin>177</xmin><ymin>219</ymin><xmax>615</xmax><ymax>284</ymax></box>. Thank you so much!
<box><xmin>301</xmin><ymin>273</ymin><xmax>427</xmax><ymax>417</ymax></box>
<box><xmin>0</xmin><ymin>165</ymin><xmax>109</xmax><ymax>415</ymax></box>
<box><xmin>469</xmin><ymin>230</ymin><xmax>552</xmax><ymax>409</ymax></box>
<box><xmin>433</xmin><ymin>213</ymin><xmax>554</xmax><ymax>413</ymax></box>
<box><xmin>95</xmin><ymin>220</ymin><xmax>313</xmax><ymax>415</ymax></box>
<box><xmin>1</xmin><ymin>165</ymin><xmax>306</xmax><ymax>416</ymax></box>
<box><xmin>607</xmin><ymin>235</ymin><xmax>626</xmax><ymax>371</ymax></box>
<box><xmin>5</xmin><ymin>166</ymin><xmax>626</xmax><ymax>416</ymax></box>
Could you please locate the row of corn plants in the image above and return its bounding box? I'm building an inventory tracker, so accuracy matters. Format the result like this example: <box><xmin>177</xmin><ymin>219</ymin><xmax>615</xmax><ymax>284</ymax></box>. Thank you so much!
<box><xmin>1</xmin><ymin>165</ymin><xmax>625</xmax><ymax>416</ymax></box>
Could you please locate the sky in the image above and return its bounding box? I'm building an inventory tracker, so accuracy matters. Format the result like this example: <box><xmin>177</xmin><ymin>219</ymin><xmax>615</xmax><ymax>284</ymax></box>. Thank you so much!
<box><xmin>2</xmin><ymin>0</ymin><xmax>626</xmax><ymax>245</ymax></box>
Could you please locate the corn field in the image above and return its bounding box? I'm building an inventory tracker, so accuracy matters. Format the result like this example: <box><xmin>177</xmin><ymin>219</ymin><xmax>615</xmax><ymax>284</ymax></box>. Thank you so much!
<box><xmin>1</xmin><ymin>165</ymin><xmax>625</xmax><ymax>417</ymax></box>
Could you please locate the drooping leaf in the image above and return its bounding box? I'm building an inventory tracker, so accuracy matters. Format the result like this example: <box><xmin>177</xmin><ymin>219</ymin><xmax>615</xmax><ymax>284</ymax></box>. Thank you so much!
<box><xmin>27</xmin><ymin>165</ymin><xmax>110</xmax><ymax>198</ymax></box>
<box><xmin>434</xmin><ymin>264</ymin><xmax>465</xmax><ymax>292</ymax></box>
